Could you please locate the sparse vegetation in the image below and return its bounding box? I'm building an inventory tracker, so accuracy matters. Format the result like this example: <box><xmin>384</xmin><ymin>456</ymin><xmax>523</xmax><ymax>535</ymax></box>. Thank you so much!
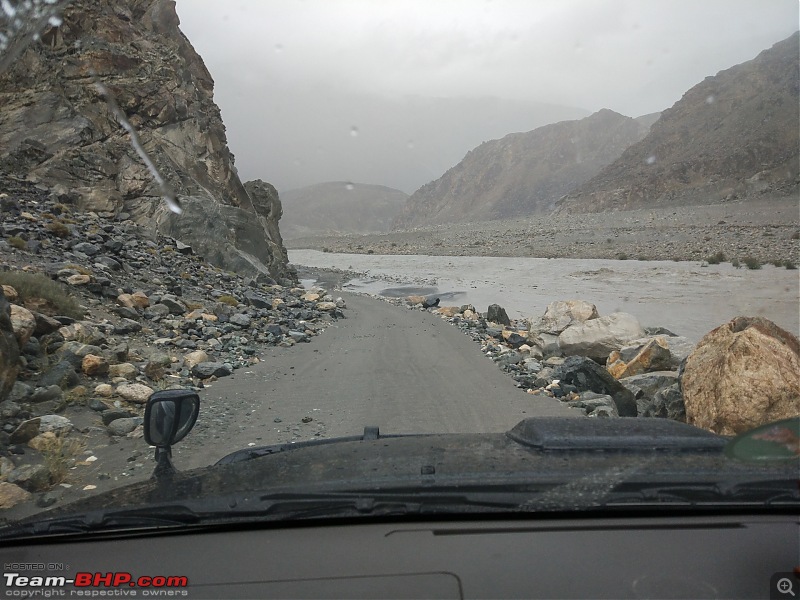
<box><xmin>0</xmin><ymin>270</ymin><xmax>84</xmax><ymax>318</ymax></box>
<box><xmin>743</xmin><ymin>256</ymin><xmax>762</xmax><ymax>270</ymax></box>
<box><xmin>706</xmin><ymin>251</ymin><xmax>726</xmax><ymax>265</ymax></box>
<box><xmin>217</xmin><ymin>294</ymin><xmax>239</xmax><ymax>307</ymax></box>
<box><xmin>8</xmin><ymin>236</ymin><xmax>26</xmax><ymax>249</ymax></box>
<box><xmin>40</xmin><ymin>434</ymin><xmax>87</xmax><ymax>486</ymax></box>
<box><xmin>616</xmin><ymin>252</ymin><xmax>628</xmax><ymax>260</ymax></box>
<box><xmin>785</xmin><ymin>260</ymin><xmax>797</xmax><ymax>270</ymax></box>
<box><xmin>45</xmin><ymin>220</ymin><xmax>70</xmax><ymax>238</ymax></box>
<box><xmin>731</xmin><ymin>257</ymin><xmax>741</xmax><ymax>269</ymax></box>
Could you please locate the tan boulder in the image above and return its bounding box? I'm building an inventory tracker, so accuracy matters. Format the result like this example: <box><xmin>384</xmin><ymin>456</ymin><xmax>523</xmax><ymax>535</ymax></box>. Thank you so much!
<box><xmin>66</xmin><ymin>274</ymin><xmax>91</xmax><ymax>286</ymax></box>
<box><xmin>9</xmin><ymin>304</ymin><xmax>36</xmax><ymax>346</ymax></box>
<box><xmin>82</xmin><ymin>353</ymin><xmax>109</xmax><ymax>376</ymax></box>
<box><xmin>130</xmin><ymin>292</ymin><xmax>150</xmax><ymax>309</ymax></box>
<box><xmin>2</xmin><ymin>285</ymin><xmax>18</xmax><ymax>302</ymax></box>
<box><xmin>108</xmin><ymin>363</ymin><xmax>138</xmax><ymax>380</ymax></box>
<box><xmin>116</xmin><ymin>383</ymin><xmax>154</xmax><ymax>404</ymax></box>
<box><xmin>682</xmin><ymin>317</ymin><xmax>800</xmax><ymax>436</ymax></box>
<box><xmin>316</xmin><ymin>302</ymin><xmax>337</xmax><ymax>311</ymax></box>
<box><xmin>0</xmin><ymin>482</ymin><xmax>31</xmax><ymax>509</ymax></box>
<box><xmin>302</xmin><ymin>292</ymin><xmax>321</xmax><ymax>302</ymax></box>
<box><xmin>117</xmin><ymin>293</ymin><xmax>136</xmax><ymax>308</ymax></box>
<box><xmin>607</xmin><ymin>337</ymin><xmax>672</xmax><ymax>379</ymax></box>
<box><xmin>272</xmin><ymin>298</ymin><xmax>285</xmax><ymax>309</ymax></box>
<box><xmin>435</xmin><ymin>306</ymin><xmax>461</xmax><ymax>318</ymax></box>
<box><xmin>184</xmin><ymin>350</ymin><xmax>210</xmax><ymax>369</ymax></box>
<box><xmin>406</xmin><ymin>295</ymin><xmax>426</xmax><ymax>305</ymax></box>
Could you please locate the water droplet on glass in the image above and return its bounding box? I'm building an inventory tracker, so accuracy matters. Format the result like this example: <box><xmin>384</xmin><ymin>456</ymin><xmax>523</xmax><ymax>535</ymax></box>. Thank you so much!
<box><xmin>274</xmin><ymin>43</ymin><xmax>283</xmax><ymax>53</ymax></box>
<box><xmin>705</xmin><ymin>95</ymin><xmax>715</xmax><ymax>104</ymax></box>
<box><xmin>48</xmin><ymin>15</ymin><xmax>62</xmax><ymax>27</ymax></box>
<box><xmin>345</xmin><ymin>182</ymin><xmax>355</xmax><ymax>191</ymax></box>
<box><xmin>645</xmin><ymin>155</ymin><xmax>656</xmax><ymax>165</ymax></box>
<box><xmin>406</xmin><ymin>140</ymin><xmax>415</xmax><ymax>150</ymax></box>
<box><xmin>292</xmin><ymin>158</ymin><xmax>301</xmax><ymax>167</ymax></box>
<box><xmin>350</xmin><ymin>126</ymin><xmax>359</xmax><ymax>138</ymax></box>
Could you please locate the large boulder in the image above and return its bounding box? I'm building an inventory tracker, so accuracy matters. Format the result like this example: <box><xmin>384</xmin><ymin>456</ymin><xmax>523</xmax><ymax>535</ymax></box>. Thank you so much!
<box><xmin>681</xmin><ymin>317</ymin><xmax>800</xmax><ymax>435</ymax></box>
<box><xmin>0</xmin><ymin>289</ymin><xmax>20</xmax><ymax>403</ymax></box>
<box><xmin>530</xmin><ymin>300</ymin><xmax>598</xmax><ymax>335</ymax></box>
<box><xmin>9</xmin><ymin>304</ymin><xmax>36</xmax><ymax>347</ymax></box>
<box><xmin>558</xmin><ymin>312</ymin><xmax>645</xmax><ymax>362</ymax></box>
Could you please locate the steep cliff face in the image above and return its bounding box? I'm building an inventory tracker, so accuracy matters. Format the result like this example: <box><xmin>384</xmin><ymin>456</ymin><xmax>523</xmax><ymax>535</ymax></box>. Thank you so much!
<box><xmin>0</xmin><ymin>0</ymin><xmax>291</xmax><ymax>281</ymax></box>
<box><xmin>556</xmin><ymin>32</ymin><xmax>799</xmax><ymax>214</ymax></box>
<box><xmin>393</xmin><ymin>109</ymin><xmax>651</xmax><ymax>229</ymax></box>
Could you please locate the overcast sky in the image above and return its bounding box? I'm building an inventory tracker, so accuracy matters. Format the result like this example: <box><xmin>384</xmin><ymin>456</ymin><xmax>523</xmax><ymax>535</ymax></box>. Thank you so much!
<box><xmin>174</xmin><ymin>1</ymin><xmax>798</xmax><ymax>193</ymax></box>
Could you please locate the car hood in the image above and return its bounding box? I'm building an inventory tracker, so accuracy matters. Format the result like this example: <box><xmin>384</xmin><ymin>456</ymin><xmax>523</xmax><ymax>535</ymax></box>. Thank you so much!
<box><xmin>8</xmin><ymin>417</ymin><xmax>797</xmax><ymax>523</ymax></box>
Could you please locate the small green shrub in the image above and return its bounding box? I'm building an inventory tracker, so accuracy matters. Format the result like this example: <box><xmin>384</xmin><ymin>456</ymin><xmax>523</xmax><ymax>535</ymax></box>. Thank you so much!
<box><xmin>731</xmin><ymin>258</ymin><xmax>741</xmax><ymax>269</ymax></box>
<box><xmin>8</xmin><ymin>236</ymin><xmax>26</xmax><ymax>249</ymax></box>
<box><xmin>218</xmin><ymin>294</ymin><xmax>239</xmax><ymax>307</ymax></box>
<box><xmin>706</xmin><ymin>251</ymin><xmax>726</xmax><ymax>265</ymax></box>
<box><xmin>0</xmin><ymin>270</ymin><xmax>85</xmax><ymax>318</ymax></box>
<box><xmin>743</xmin><ymin>256</ymin><xmax>762</xmax><ymax>270</ymax></box>
<box><xmin>785</xmin><ymin>260</ymin><xmax>797</xmax><ymax>270</ymax></box>
<box><xmin>616</xmin><ymin>253</ymin><xmax>628</xmax><ymax>260</ymax></box>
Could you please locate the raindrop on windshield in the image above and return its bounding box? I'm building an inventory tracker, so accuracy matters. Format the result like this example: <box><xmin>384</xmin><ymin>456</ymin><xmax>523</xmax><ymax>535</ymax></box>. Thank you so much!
<box><xmin>645</xmin><ymin>155</ymin><xmax>657</xmax><ymax>165</ymax></box>
<box><xmin>407</xmin><ymin>140</ymin><xmax>415</xmax><ymax>150</ymax></box>
<box><xmin>350</xmin><ymin>126</ymin><xmax>359</xmax><ymax>138</ymax></box>
<box><xmin>274</xmin><ymin>43</ymin><xmax>283</xmax><ymax>53</ymax></box>
<box><xmin>345</xmin><ymin>182</ymin><xmax>355</xmax><ymax>191</ymax></box>
<box><xmin>47</xmin><ymin>15</ymin><xmax>61</xmax><ymax>27</ymax></box>
<box><xmin>706</xmin><ymin>95</ymin><xmax>715</xmax><ymax>104</ymax></box>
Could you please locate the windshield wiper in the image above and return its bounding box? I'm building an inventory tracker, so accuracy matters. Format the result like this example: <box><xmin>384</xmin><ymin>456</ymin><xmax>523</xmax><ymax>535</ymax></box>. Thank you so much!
<box><xmin>0</xmin><ymin>505</ymin><xmax>202</xmax><ymax>540</ymax></box>
<box><xmin>600</xmin><ymin>478</ymin><xmax>800</xmax><ymax>508</ymax></box>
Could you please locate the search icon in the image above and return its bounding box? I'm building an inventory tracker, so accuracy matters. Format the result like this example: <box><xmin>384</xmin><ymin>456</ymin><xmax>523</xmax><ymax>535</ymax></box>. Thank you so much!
<box><xmin>778</xmin><ymin>578</ymin><xmax>796</xmax><ymax>597</ymax></box>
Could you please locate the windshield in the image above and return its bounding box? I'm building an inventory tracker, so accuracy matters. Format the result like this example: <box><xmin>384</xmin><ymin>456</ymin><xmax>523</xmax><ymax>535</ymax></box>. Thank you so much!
<box><xmin>0</xmin><ymin>0</ymin><xmax>798</xmax><ymax>532</ymax></box>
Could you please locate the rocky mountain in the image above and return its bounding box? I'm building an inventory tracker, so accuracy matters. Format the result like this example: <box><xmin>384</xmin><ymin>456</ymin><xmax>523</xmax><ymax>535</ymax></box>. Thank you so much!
<box><xmin>556</xmin><ymin>32</ymin><xmax>800</xmax><ymax>213</ymax></box>
<box><xmin>280</xmin><ymin>182</ymin><xmax>408</xmax><ymax>240</ymax></box>
<box><xmin>393</xmin><ymin>109</ymin><xmax>653</xmax><ymax>229</ymax></box>
<box><xmin>0</xmin><ymin>0</ymin><xmax>290</xmax><ymax>281</ymax></box>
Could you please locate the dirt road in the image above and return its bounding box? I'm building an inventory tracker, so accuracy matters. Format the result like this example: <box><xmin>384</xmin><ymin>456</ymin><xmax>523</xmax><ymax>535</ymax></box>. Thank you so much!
<box><xmin>176</xmin><ymin>292</ymin><xmax>574</xmax><ymax>469</ymax></box>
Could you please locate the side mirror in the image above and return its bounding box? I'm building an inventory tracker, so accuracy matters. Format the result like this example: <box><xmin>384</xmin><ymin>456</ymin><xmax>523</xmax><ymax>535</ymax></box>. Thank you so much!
<box><xmin>144</xmin><ymin>389</ymin><xmax>200</xmax><ymax>479</ymax></box>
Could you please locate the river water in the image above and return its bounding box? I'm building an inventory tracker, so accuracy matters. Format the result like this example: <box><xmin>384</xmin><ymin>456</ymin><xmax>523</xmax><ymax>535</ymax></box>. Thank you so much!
<box><xmin>290</xmin><ymin>250</ymin><xmax>799</xmax><ymax>343</ymax></box>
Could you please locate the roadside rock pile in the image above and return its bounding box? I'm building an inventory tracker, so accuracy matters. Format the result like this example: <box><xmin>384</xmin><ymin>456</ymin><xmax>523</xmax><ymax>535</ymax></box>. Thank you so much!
<box><xmin>397</xmin><ymin>296</ymin><xmax>798</xmax><ymax>432</ymax></box>
<box><xmin>0</xmin><ymin>180</ymin><xmax>345</xmax><ymax>509</ymax></box>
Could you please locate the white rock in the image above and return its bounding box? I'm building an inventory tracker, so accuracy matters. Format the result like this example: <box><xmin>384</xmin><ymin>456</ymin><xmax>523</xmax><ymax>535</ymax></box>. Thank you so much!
<box><xmin>558</xmin><ymin>312</ymin><xmax>645</xmax><ymax>361</ymax></box>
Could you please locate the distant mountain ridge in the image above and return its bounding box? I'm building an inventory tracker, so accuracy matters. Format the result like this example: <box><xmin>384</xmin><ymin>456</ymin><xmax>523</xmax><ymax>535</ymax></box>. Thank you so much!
<box><xmin>393</xmin><ymin>109</ymin><xmax>654</xmax><ymax>229</ymax></box>
<box><xmin>280</xmin><ymin>182</ymin><xmax>408</xmax><ymax>239</ymax></box>
<box><xmin>556</xmin><ymin>31</ymin><xmax>799</xmax><ymax>213</ymax></box>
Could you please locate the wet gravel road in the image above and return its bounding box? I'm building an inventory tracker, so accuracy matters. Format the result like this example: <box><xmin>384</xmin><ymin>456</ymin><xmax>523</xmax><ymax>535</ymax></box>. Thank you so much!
<box><xmin>176</xmin><ymin>292</ymin><xmax>574</xmax><ymax>469</ymax></box>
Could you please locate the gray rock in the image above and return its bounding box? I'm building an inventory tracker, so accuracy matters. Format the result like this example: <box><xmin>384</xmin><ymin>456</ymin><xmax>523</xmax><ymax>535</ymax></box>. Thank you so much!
<box><xmin>114</xmin><ymin>318</ymin><xmax>142</xmax><ymax>334</ymax></box>
<box><xmin>7</xmin><ymin>464</ymin><xmax>51</xmax><ymax>492</ymax></box>
<box><xmin>30</xmin><ymin>385</ymin><xmax>64</xmax><ymax>404</ymax></box>
<box><xmin>0</xmin><ymin>288</ymin><xmax>20</xmax><ymax>403</ymax></box>
<box><xmin>95</xmin><ymin>256</ymin><xmax>122</xmax><ymax>271</ymax></box>
<box><xmin>191</xmin><ymin>362</ymin><xmax>233</xmax><ymax>379</ymax></box>
<box><xmin>487</xmin><ymin>304</ymin><xmax>511</xmax><ymax>326</ymax></box>
<box><xmin>0</xmin><ymin>400</ymin><xmax>21</xmax><ymax>418</ymax></box>
<box><xmin>288</xmin><ymin>331</ymin><xmax>309</xmax><ymax>343</ymax></box>
<box><xmin>102</xmin><ymin>409</ymin><xmax>134</xmax><ymax>426</ymax></box>
<box><xmin>244</xmin><ymin>292</ymin><xmax>271</xmax><ymax>309</ymax></box>
<box><xmin>107</xmin><ymin>417</ymin><xmax>143</xmax><ymax>436</ymax></box>
<box><xmin>144</xmin><ymin>304</ymin><xmax>171</xmax><ymax>318</ymax></box>
<box><xmin>37</xmin><ymin>360</ymin><xmax>79</xmax><ymax>389</ymax></box>
<box><xmin>160</xmin><ymin>295</ymin><xmax>187</xmax><ymax>315</ymax></box>
<box><xmin>72</xmin><ymin>242</ymin><xmax>101</xmax><ymax>256</ymax></box>
<box><xmin>558</xmin><ymin>312</ymin><xmax>646</xmax><ymax>361</ymax></box>
<box><xmin>39</xmin><ymin>414</ymin><xmax>73</xmax><ymax>434</ymax></box>
<box><xmin>7</xmin><ymin>381</ymin><xmax>32</xmax><ymax>403</ymax></box>
<box><xmin>230</xmin><ymin>313</ymin><xmax>252</xmax><ymax>327</ymax></box>
<box><xmin>58</xmin><ymin>342</ymin><xmax>103</xmax><ymax>368</ymax></box>
<box><xmin>641</xmin><ymin>383</ymin><xmax>686</xmax><ymax>421</ymax></box>
<box><xmin>550</xmin><ymin>356</ymin><xmax>637</xmax><ymax>417</ymax></box>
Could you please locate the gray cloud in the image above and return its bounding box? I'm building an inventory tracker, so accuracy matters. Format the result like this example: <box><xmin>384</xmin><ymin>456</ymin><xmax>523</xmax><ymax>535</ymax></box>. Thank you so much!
<box><xmin>174</xmin><ymin>0</ymin><xmax>798</xmax><ymax>193</ymax></box>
